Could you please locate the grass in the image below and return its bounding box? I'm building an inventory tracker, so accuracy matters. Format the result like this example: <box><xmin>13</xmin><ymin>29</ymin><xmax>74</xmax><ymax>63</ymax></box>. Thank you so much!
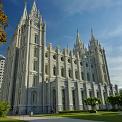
<box><xmin>0</xmin><ymin>117</ymin><xmax>27</xmax><ymax>122</ymax></box>
<box><xmin>33</xmin><ymin>111</ymin><xmax>122</xmax><ymax>122</ymax></box>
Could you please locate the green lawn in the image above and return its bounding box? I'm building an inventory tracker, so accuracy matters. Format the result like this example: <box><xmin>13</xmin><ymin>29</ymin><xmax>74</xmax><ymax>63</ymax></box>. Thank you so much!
<box><xmin>0</xmin><ymin>117</ymin><xmax>27</xmax><ymax>122</ymax></box>
<box><xmin>34</xmin><ymin>112</ymin><xmax>122</xmax><ymax>122</ymax></box>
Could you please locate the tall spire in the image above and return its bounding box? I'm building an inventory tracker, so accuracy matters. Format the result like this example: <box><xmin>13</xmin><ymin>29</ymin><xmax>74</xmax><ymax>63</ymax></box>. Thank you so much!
<box><xmin>31</xmin><ymin>0</ymin><xmax>37</xmax><ymax>12</ymax></box>
<box><xmin>20</xmin><ymin>0</ymin><xmax>27</xmax><ymax>25</ymax></box>
<box><xmin>76</xmin><ymin>29</ymin><xmax>81</xmax><ymax>45</ymax></box>
<box><xmin>21</xmin><ymin>0</ymin><xmax>27</xmax><ymax>20</ymax></box>
<box><xmin>90</xmin><ymin>27</ymin><xmax>96</xmax><ymax>41</ymax></box>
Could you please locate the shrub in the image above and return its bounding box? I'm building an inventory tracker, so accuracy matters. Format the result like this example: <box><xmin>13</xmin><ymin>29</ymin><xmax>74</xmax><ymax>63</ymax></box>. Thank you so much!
<box><xmin>0</xmin><ymin>101</ymin><xmax>10</xmax><ymax>117</ymax></box>
<box><xmin>84</xmin><ymin>97</ymin><xmax>101</xmax><ymax>111</ymax></box>
<box><xmin>59</xmin><ymin>110</ymin><xmax>88</xmax><ymax>114</ymax></box>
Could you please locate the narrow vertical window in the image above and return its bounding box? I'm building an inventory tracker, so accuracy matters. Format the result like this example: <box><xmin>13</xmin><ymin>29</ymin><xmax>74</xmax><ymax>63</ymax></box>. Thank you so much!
<box><xmin>34</xmin><ymin>47</ymin><xmax>38</xmax><ymax>57</ymax></box>
<box><xmin>35</xmin><ymin>34</ymin><xmax>38</xmax><ymax>44</ymax></box>
<box><xmin>53</xmin><ymin>66</ymin><xmax>56</xmax><ymax>76</ymax></box>
<box><xmin>89</xmin><ymin>90</ymin><xmax>92</xmax><ymax>97</ymax></box>
<box><xmin>61</xmin><ymin>67</ymin><xmax>65</xmax><ymax>77</ymax></box>
<box><xmin>68</xmin><ymin>69</ymin><xmax>72</xmax><ymax>78</ymax></box>
<box><xmin>33</xmin><ymin>61</ymin><xmax>38</xmax><ymax>71</ymax></box>
<box><xmin>87</xmin><ymin>72</ymin><xmax>90</xmax><ymax>81</ymax></box>
<box><xmin>45</xmin><ymin>65</ymin><xmax>48</xmax><ymax>75</ymax></box>
<box><xmin>72</xmin><ymin>89</ymin><xmax>76</xmax><ymax>110</ymax></box>
<box><xmin>92</xmin><ymin>73</ymin><xmax>95</xmax><ymax>81</ymax></box>
<box><xmin>81</xmin><ymin>72</ymin><xmax>84</xmax><ymax>80</ymax></box>
<box><xmin>62</xmin><ymin>89</ymin><xmax>66</xmax><ymax>110</ymax></box>
<box><xmin>33</xmin><ymin>76</ymin><xmax>37</xmax><ymax>86</ymax></box>
<box><xmin>31</xmin><ymin>91</ymin><xmax>37</xmax><ymax>105</ymax></box>
<box><xmin>75</xmin><ymin>70</ymin><xmax>79</xmax><ymax>79</ymax></box>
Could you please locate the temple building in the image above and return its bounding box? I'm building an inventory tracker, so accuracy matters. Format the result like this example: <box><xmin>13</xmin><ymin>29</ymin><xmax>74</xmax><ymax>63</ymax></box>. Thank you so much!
<box><xmin>1</xmin><ymin>1</ymin><xmax>118</xmax><ymax>114</ymax></box>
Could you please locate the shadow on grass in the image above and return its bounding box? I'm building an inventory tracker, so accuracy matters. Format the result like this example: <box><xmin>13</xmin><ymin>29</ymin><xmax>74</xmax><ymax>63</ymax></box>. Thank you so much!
<box><xmin>34</xmin><ymin>112</ymin><xmax>122</xmax><ymax>122</ymax></box>
<box><xmin>0</xmin><ymin>118</ymin><xmax>27</xmax><ymax>122</ymax></box>
<box><xmin>63</xmin><ymin>113</ymin><xmax>122</xmax><ymax>122</ymax></box>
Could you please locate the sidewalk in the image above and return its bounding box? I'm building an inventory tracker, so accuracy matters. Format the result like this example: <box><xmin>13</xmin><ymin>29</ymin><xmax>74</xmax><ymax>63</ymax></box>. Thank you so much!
<box><xmin>9</xmin><ymin>115</ymin><xmax>104</xmax><ymax>122</ymax></box>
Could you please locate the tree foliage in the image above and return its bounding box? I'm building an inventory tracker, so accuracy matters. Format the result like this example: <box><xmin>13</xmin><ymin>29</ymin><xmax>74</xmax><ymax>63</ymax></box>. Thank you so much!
<box><xmin>84</xmin><ymin>97</ymin><xmax>101</xmax><ymax>110</ymax></box>
<box><xmin>0</xmin><ymin>101</ymin><xmax>10</xmax><ymax>117</ymax></box>
<box><xmin>107</xmin><ymin>95</ymin><xmax>122</xmax><ymax>109</ymax></box>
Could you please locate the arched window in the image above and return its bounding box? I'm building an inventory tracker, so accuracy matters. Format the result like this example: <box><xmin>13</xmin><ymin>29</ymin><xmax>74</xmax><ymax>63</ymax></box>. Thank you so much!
<box><xmin>53</xmin><ymin>66</ymin><xmax>56</xmax><ymax>76</ymax></box>
<box><xmin>31</xmin><ymin>91</ymin><xmax>37</xmax><ymax>105</ymax></box>
<box><xmin>61</xmin><ymin>67</ymin><xmax>65</xmax><ymax>77</ymax></box>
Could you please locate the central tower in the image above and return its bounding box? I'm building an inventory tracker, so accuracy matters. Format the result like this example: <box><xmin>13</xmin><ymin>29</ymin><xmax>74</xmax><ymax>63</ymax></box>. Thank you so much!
<box><xmin>13</xmin><ymin>1</ymin><xmax>46</xmax><ymax>114</ymax></box>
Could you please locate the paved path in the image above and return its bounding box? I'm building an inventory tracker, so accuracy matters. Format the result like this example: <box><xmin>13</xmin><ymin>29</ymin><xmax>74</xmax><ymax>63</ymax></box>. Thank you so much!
<box><xmin>9</xmin><ymin>116</ymin><xmax>103</xmax><ymax>122</ymax></box>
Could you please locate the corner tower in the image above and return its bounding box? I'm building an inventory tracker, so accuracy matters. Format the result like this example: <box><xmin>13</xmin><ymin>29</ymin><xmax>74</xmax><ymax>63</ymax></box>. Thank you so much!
<box><xmin>74</xmin><ymin>30</ymin><xmax>85</xmax><ymax>57</ymax></box>
<box><xmin>11</xmin><ymin>1</ymin><xmax>46</xmax><ymax>114</ymax></box>
<box><xmin>89</xmin><ymin>29</ymin><xmax>110</xmax><ymax>85</ymax></box>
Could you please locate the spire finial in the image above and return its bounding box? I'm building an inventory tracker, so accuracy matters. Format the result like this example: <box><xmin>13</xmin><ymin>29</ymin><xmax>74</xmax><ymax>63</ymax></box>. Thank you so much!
<box><xmin>91</xmin><ymin>27</ymin><xmax>94</xmax><ymax>37</ymax></box>
<box><xmin>76</xmin><ymin>28</ymin><xmax>81</xmax><ymax>44</ymax></box>
<box><xmin>77</xmin><ymin>28</ymin><xmax>79</xmax><ymax>34</ymax></box>
<box><xmin>23</xmin><ymin>0</ymin><xmax>27</xmax><ymax>16</ymax></box>
<box><xmin>31</xmin><ymin>0</ymin><xmax>37</xmax><ymax>11</ymax></box>
<box><xmin>20</xmin><ymin>0</ymin><xmax>27</xmax><ymax>24</ymax></box>
<box><xmin>90</xmin><ymin>27</ymin><xmax>96</xmax><ymax>41</ymax></box>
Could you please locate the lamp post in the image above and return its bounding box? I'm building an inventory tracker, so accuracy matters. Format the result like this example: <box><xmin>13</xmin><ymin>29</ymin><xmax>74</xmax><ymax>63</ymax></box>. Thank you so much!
<box><xmin>0</xmin><ymin>0</ymin><xmax>8</xmax><ymax>44</ymax></box>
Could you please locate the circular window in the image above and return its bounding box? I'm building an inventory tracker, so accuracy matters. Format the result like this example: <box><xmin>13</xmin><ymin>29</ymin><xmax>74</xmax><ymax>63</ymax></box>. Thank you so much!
<box><xmin>53</xmin><ymin>55</ymin><xmax>56</xmax><ymax>60</ymax></box>
<box><xmin>61</xmin><ymin>57</ymin><xmax>64</xmax><ymax>61</ymax></box>
<box><xmin>68</xmin><ymin>58</ymin><xmax>71</xmax><ymax>63</ymax></box>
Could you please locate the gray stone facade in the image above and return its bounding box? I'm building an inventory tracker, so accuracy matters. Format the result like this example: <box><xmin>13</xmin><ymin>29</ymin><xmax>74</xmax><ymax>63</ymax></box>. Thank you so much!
<box><xmin>1</xmin><ymin>1</ymin><xmax>119</xmax><ymax>114</ymax></box>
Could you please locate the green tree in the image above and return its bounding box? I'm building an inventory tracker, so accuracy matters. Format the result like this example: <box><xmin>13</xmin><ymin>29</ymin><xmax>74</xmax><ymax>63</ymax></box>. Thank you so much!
<box><xmin>107</xmin><ymin>96</ymin><xmax>119</xmax><ymax>110</ymax></box>
<box><xmin>107</xmin><ymin>95</ymin><xmax>122</xmax><ymax>110</ymax></box>
<box><xmin>0</xmin><ymin>101</ymin><xmax>10</xmax><ymax>117</ymax></box>
<box><xmin>119</xmin><ymin>95</ymin><xmax>122</xmax><ymax>106</ymax></box>
<box><xmin>84</xmin><ymin>97</ymin><xmax>101</xmax><ymax>112</ymax></box>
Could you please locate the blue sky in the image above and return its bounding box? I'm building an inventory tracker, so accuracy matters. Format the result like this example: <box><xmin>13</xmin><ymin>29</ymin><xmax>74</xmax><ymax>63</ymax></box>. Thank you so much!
<box><xmin>1</xmin><ymin>0</ymin><xmax>122</xmax><ymax>88</ymax></box>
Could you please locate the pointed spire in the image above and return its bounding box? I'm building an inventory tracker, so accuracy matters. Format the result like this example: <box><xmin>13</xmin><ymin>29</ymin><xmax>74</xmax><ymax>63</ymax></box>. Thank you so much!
<box><xmin>22</xmin><ymin>1</ymin><xmax>27</xmax><ymax>20</ymax></box>
<box><xmin>31</xmin><ymin>0</ymin><xmax>37</xmax><ymax>12</ymax></box>
<box><xmin>91</xmin><ymin>27</ymin><xmax>96</xmax><ymax>41</ymax></box>
<box><xmin>76</xmin><ymin>29</ymin><xmax>81</xmax><ymax>45</ymax></box>
<box><xmin>20</xmin><ymin>0</ymin><xmax>27</xmax><ymax>25</ymax></box>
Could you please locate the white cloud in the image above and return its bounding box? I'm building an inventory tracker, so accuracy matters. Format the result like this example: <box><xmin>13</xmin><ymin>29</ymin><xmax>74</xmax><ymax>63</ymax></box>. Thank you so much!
<box><xmin>52</xmin><ymin>0</ymin><xmax>122</xmax><ymax>15</ymax></box>
<box><xmin>100</xmin><ymin>25</ymin><xmax>122</xmax><ymax>40</ymax></box>
<box><xmin>107</xmin><ymin>55</ymin><xmax>122</xmax><ymax>88</ymax></box>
